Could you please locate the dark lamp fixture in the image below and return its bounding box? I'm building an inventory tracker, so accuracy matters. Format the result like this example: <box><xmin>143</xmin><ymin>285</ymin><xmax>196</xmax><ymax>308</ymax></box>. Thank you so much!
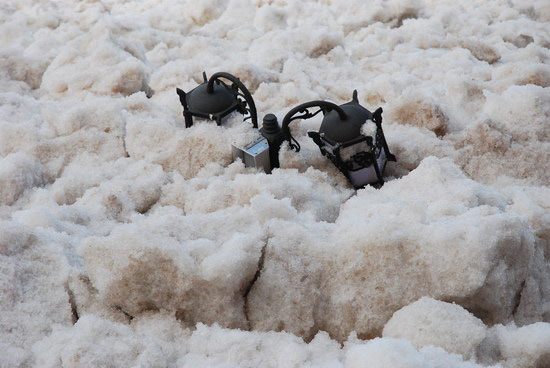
<box><xmin>176</xmin><ymin>72</ymin><xmax>257</xmax><ymax>128</ymax></box>
<box><xmin>176</xmin><ymin>71</ymin><xmax>395</xmax><ymax>188</ymax></box>
<box><xmin>275</xmin><ymin>90</ymin><xmax>396</xmax><ymax>187</ymax></box>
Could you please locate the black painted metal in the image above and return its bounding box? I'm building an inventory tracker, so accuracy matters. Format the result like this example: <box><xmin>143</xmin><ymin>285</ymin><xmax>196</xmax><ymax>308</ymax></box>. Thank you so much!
<box><xmin>259</xmin><ymin>114</ymin><xmax>285</xmax><ymax>168</ymax></box>
<box><xmin>371</xmin><ymin>107</ymin><xmax>396</xmax><ymax>162</ymax></box>
<box><xmin>175</xmin><ymin>72</ymin><xmax>395</xmax><ymax>188</ymax></box>
<box><xmin>319</xmin><ymin>91</ymin><xmax>371</xmax><ymax>143</ymax></box>
<box><xmin>281</xmin><ymin>101</ymin><xmax>346</xmax><ymax>152</ymax></box>
<box><xmin>282</xmin><ymin>90</ymin><xmax>396</xmax><ymax>187</ymax></box>
<box><xmin>176</xmin><ymin>72</ymin><xmax>258</xmax><ymax>128</ymax></box>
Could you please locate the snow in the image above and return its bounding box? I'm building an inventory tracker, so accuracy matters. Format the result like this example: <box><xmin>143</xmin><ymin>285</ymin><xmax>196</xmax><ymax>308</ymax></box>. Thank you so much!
<box><xmin>1</xmin><ymin>0</ymin><xmax>550</xmax><ymax>367</ymax></box>
<box><xmin>382</xmin><ymin>297</ymin><xmax>487</xmax><ymax>359</ymax></box>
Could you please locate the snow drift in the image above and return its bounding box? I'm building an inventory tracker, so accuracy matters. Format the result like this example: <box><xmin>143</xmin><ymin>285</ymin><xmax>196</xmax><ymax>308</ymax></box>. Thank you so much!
<box><xmin>1</xmin><ymin>0</ymin><xmax>549</xmax><ymax>367</ymax></box>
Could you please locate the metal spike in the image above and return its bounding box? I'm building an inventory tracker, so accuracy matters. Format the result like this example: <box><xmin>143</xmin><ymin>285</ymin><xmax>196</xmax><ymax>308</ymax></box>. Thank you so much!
<box><xmin>176</xmin><ymin>88</ymin><xmax>186</xmax><ymax>104</ymax></box>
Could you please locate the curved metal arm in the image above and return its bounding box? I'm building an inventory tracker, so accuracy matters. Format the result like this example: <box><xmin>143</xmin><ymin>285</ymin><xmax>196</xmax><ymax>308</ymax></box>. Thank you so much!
<box><xmin>206</xmin><ymin>72</ymin><xmax>258</xmax><ymax>128</ymax></box>
<box><xmin>281</xmin><ymin>101</ymin><xmax>347</xmax><ymax>152</ymax></box>
<box><xmin>371</xmin><ymin>106</ymin><xmax>396</xmax><ymax>161</ymax></box>
<box><xmin>372</xmin><ymin>107</ymin><xmax>383</xmax><ymax>125</ymax></box>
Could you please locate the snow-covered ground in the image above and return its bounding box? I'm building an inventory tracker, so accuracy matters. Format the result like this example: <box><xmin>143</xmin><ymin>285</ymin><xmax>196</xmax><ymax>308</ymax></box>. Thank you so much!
<box><xmin>1</xmin><ymin>0</ymin><xmax>549</xmax><ymax>367</ymax></box>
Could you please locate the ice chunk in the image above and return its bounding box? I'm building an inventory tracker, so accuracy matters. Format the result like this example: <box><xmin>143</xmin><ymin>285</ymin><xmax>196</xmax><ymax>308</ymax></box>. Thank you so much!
<box><xmin>478</xmin><ymin>323</ymin><xmax>550</xmax><ymax>368</ymax></box>
<box><xmin>0</xmin><ymin>221</ymin><xmax>72</xmax><ymax>365</ymax></box>
<box><xmin>248</xmin><ymin>157</ymin><xmax>533</xmax><ymax>341</ymax></box>
<box><xmin>81</xmin><ymin>206</ymin><xmax>264</xmax><ymax>329</ymax></box>
<box><xmin>33</xmin><ymin>314</ymin><xmax>493</xmax><ymax>368</ymax></box>
<box><xmin>345</xmin><ymin>338</ymin><xmax>486</xmax><ymax>368</ymax></box>
<box><xmin>0</xmin><ymin>153</ymin><xmax>45</xmax><ymax>205</ymax></box>
<box><xmin>41</xmin><ymin>19</ymin><xmax>152</xmax><ymax>97</ymax></box>
<box><xmin>383</xmin><ymin>297</ymin><xmax>486</xmax><ymax>359</ymax></box>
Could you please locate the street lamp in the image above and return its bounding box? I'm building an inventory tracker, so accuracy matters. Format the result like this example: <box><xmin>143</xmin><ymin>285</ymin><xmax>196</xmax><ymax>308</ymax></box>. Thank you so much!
<box><xmin>176</xmin><ymin>72</ymin><xmax>257</xmax><ymax>128</ymax></box>
<box><xmin>176</xmin><ymin>72</ymin><xmax>395</xmax><ymax>187</ymax></box>
<box><xmin>283</xmin><ymin>90</ymin><xmax>396</xmax><ymax>187</ymax></box>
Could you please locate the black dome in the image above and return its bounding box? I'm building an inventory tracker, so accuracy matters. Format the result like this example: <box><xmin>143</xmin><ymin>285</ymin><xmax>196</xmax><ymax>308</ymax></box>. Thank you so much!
<box><xmin>187</xmin><ymin>82</ymin><xmax>236</xmax><ymax>114</ymax></box>
<box><xmin>319</xmin><ymin>101</ymin><xmax>373</xmax><ymax>143</ymax></box>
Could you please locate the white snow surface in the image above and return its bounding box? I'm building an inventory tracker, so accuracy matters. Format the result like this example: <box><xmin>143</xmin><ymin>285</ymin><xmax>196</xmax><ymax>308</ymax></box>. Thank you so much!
<box><xmin>1</xmin><ymin>0</ymin><xmax>550</xmax><ymax>367</ymax></box>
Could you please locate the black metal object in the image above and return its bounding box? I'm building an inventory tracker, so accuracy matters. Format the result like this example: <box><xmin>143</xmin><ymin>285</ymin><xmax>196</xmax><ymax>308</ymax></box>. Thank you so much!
<box><xmin>175</xmin><ymin>71</ymin><xmax>395</xmax><ymax>187</ymax></box>
<box><xmin>278</xmin><ymin>90</ymin><xmax>396</xmax><ymax>188</ymax></box>
<box><xmin>259</xmin><ymin>114</ymin><xmax>285</xmax><ymax>168</ymax></box>
<box><xmin>280</xmin><ymin>101</ymin><xmax>346</xmax><ymax>153</ymax></box>
<box><xmin>176</xmin><ymin>72</ymin><xmax>258</xmax><ymax>128</ymax></box>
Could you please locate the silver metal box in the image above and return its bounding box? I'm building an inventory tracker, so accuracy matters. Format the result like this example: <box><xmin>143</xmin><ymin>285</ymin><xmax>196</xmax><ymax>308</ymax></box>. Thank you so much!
<box><xmin>231</xmin><ymin>137</ymin><xmax>271</xmax><ymax>173</ymax></box>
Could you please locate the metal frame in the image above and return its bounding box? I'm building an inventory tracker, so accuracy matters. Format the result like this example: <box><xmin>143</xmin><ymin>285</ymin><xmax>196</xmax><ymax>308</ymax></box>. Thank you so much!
<box><xmin>281</xmin><ymin>95</ymin><xmax>395</xmax><ymax>187</ymax></box>
<box><xmin>176</xmin><ymin>72</ymin><xmax>258</xmax><ymax>128</ymax></box>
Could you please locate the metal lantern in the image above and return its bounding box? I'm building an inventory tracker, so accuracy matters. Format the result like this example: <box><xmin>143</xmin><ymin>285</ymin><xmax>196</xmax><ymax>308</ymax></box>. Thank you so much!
<box><xmin>176</xmin><ymin>72</ymin><xmax>258</xmax><ymax>128</ymax></box>
<box><xmin>278</xmin><ymin>90</ymin><xmax>396</xmax><ymax>187</ymax></box>
<box><xmin>176</xmin><ymin>71</ymin><xmax>275</xmax><ymax>173</ymax></box>
<box><xmin>175</xmin><ymin>71</ymin><xmax>395</xmax><ymax>187</ymax></box>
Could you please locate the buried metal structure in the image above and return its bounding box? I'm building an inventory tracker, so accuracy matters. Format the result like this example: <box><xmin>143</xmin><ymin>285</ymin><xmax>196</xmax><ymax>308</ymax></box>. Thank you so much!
<box><xmin>284</xmin><ymin>90</ymin><xmax>396</xmax><ymax>187</ymax></box>
<box><xmin>176</xmin><ymin>72</ymin><xmax>257</xmax><ymax>128</ymax></box>
<box><xmin>177</xmin><ymin>72</ymin><xmax>395</xmax><ymax>188</ymax></box>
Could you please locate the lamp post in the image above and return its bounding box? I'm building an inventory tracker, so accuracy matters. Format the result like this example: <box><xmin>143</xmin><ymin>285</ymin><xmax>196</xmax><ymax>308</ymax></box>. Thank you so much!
<box><xmin>176</xmin><ymin>72</ymin><xmax>257</xmax><ymax>128</ymax></box>
<box><xmin>284</xmin><ymin>90</ymin><xmax>396</xmax><ymax>187</ymax></box>
<box><xmin>176</xmin><ymin>72</ymin><xmax>395</xmax><ymax>187</ymax></box>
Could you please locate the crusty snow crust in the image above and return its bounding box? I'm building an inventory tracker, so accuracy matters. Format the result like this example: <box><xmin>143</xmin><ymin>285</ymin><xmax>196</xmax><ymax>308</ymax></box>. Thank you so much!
<box><xmin>1</xmin><ymin>0</ymin><xmax>549</xmax><ymax>367</ymax></box>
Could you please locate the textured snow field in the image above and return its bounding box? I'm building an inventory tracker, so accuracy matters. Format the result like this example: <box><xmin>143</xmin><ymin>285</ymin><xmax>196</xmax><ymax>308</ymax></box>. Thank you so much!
<box><xmin>1</xmin><ymin>0</ymin><xmax>550</xmax><ymax>367</ymax></box>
